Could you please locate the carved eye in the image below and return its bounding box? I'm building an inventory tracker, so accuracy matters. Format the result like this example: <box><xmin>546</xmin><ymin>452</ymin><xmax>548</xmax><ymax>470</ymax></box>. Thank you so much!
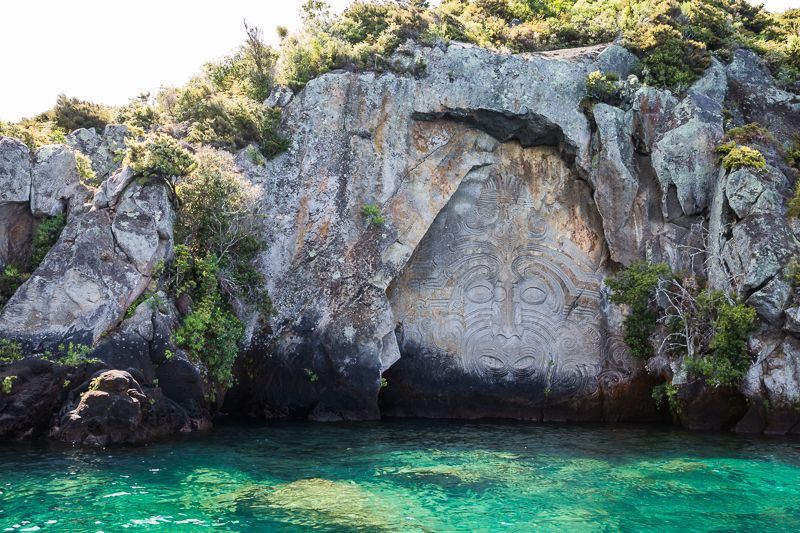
<box><xmin>466</xmin><ymin>284</ymin><xmax>494</xmax><ymax>303</ymax></box>
<box><xmin>511</xmin><ymin>356</ymin><xmax>536</xmax><ymax>370</ymax></box>
<box><xmin>479</xmin><ymin>355</ymin><xmax>505</xmax><ymax>369</ymax></box>
<box><xmin>520</xmin><ymin>286</ymin><xmax>547</xmax><ymax>305</ymax></box>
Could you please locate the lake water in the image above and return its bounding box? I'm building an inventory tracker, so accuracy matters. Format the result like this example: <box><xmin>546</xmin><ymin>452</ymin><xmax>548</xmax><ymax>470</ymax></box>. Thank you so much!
<box><xmin>1</xmin><ymin>420</ymin><xmax>800</xmax><ymax>532</ymax></box>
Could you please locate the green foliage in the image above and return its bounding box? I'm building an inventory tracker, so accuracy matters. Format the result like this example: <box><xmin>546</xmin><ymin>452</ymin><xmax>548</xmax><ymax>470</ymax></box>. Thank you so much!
<box><xmin>164</xmin><ymin>151</ymin><xmax>275</xmax><ymax>391</ymax></box>
<box><xmin>173</xmin><ymin>254</ymin><xmax>246</xmax><ymax>388</ymax></box>
<box><xmin>609</xmin><ymin>260</ymin><xmax>757</xmax><ymax>388</ymax></box>
<box><xmin>381</xmin><ymin>377</ymin><xmax>388</xmax><ymax>388</ymax></box>
<box><xmin>786</xmin><ymin>133</ymin><xmax>800</xmax><ymax>171</ymax></box>
<box><xmin>605</xmin><ymin>261</ymin><xmax>672</xmax><ymax>359</ymax></box>
<box><xmin>30</xmin><ymin>212</ymin><xmax>67</xmax><ymax>272</ymax></box>
<box><xmin>716</xmin><ymin>144</ymin><xmax>766</xmax><ymax>171</ymax></box>
<box><xmin>54</xmin><ymin>343</ymin><xmax>98</xmax><ymax>367</ymax></box>
<box><xmin>127</xmin><ymin>134</ymin><xmax>197</xmax><ymax>181</ymax></box>
<box><xmin>1</xmin><ymin>376</ymin><xmax>13</xmax><ymax>394</ymax></box>
<box><xmin>36</xmin><ymin>93</ymin><xmax>112</xmax><ymax>134</ymax></box>
<box><xmin>0</xmin><ymin>119</ymin><xmax>68</xmax><ymax>150</ymax></box>
<box><xmin>787</xmin><ymin>175</ymin><xmax>800</xmax><ymax>219</ymax></box>
<box><xmin>305</xmin><ymin>368</ymin><xmax>319</xmax><ymax>382</ymax></box>
<box><xmin>0</xmin><ymin>339</ymin><xmax>23</xmax><ymax>364</ymax></box>
<box><xmin>0</xmin><ymin>265</ymin><xmax>28</xmax><ymax>311</ymax></box>
<box><xmin>652</xmin><ymin>381</ymin><xmax>682</xmax><ymax>415</ymax></box>
<box><xmin>75</xmin><ymin>151</ymin><xmax>99</xmax><ymax>187</ymax></box>
<box><xmin>583</xmin><ymin>71</ymin><xmax>620</xmax><ymax>103</ymax></box>
<box><xmin>115</xmin><ymin>96</ymin><xmax>162</xmax><ymax>131</ymax></box>
<box><xmin>361</xmin><ymin>204</ymin><xmax>386</xmax><ymax>226</ymax></box>
<box><xmin>683</xmin><ymin>297</ymin><xmax>757</xmax><ymax>388</ymax></box>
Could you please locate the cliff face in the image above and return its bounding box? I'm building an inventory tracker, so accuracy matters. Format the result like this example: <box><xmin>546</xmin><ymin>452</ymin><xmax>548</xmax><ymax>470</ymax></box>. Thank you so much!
<box><xmin>2</xmin><ymin>41</ymin><xmax>800</xmax><ymax>442</ymax></box>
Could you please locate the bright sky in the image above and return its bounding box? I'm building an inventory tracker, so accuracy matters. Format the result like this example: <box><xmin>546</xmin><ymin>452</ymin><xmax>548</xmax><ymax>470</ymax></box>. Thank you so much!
<box><xmin>0</xmin><ymin>0</ymin><xmax>796</xmax><ymax>122</ymax></box>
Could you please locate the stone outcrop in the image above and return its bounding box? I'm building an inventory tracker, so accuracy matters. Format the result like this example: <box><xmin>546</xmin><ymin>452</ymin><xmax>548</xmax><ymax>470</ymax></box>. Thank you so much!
<box><xmin>3</xmin><ymin>41</ymin><xmax>800</xmax><ymax>441</ymax></box>
<box><xmin>66</xmin><ymin>124</ymin><xmax>128</xmax><ymax>181</ymax></box>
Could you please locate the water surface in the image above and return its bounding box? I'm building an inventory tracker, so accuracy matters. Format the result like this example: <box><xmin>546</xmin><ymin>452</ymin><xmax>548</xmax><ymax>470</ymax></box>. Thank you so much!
<box><xmin>2</xmin><ymin>420</ymin><xmax>799</xmax><ymax>532</ymax></box>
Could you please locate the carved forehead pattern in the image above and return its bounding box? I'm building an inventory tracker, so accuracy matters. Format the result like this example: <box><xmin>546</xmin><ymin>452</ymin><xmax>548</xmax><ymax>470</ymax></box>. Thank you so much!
<box><xmin>394</xmin><ymin>172</ymin><xmax>611</xmax><ymax>392</ymax></box>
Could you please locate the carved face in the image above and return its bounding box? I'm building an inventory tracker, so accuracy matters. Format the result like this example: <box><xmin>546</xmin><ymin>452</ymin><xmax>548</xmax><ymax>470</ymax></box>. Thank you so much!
<box><xmin>394</xmin><ymin>172</ymin><xmax>606</xmax><ymax>388</ymax></box>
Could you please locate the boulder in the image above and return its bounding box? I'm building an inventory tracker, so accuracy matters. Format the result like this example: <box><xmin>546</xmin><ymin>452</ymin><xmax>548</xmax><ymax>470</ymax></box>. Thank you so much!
<box><xmin>30</xmin><ymin>144</ymin><xmax>88</xmax><ymax>217</ymax></box>
<box><xmin>0</xmin><ymin>356</ymin><xmax>89</xmax><ymax>441</ymax></box>
<box><xmin>730</xmin><ymin>212</ymin><xmax>799</xmax><ymax>291</ymax></box>
<box><xmin>689</xmin><ymin>57</ymin><xmax>727</xmax><ymax>104</ymax></box>
<box><xmin>725</xmin><ymin>168</ymin><xmax>764</xmax><ymax>219</ymax></box>
<box><xmin>66</xmin><ymin>124</ymin><xmax>128</xmax><ymax>181</ymax></box>
<box><xmin>111</xmin><ymin>180</ymin><xmax>175</xmax><ymax>275</ymax></box>
<box><xmin>0</xmin><ymin>182</ymin><xmax>173</xmax><ymax>347</ymax></box>
<box><xmin>264</xmin><ymin>85</ymin><xmax>294</xmax><ymax>108</ymax></box>
<box><xmin>0</xmin><ymin>203</ymin><xmax>35</xmax><ymax>268</ymax></box>
<box><xmin>746</xmin><ymin>270</ymin><xmax>793</xmax><ymax>327</ymax></box>
<box><xmin>785</xmin><ymin>307</ymin><xmax>800</xmax><ymax>334</ymax></box>
<box><xmin>652</xmin><ymin>92</ymin><xmax>724</xmax><ymax>218</ymax></box>
<box><xmin>625</xmin><ymin>86</ymin><xmax>678</xmax><ymax>154</ymax></box>
<box><xmin>92</xmin><ymin>166</ymin><xmax>135</xmax><ymax>208</ymax></box>
<box><xmin>53</xmin><ymin>370</ymin><xmax>190</xmax><ymax>447</ymax></box>
<box><xmin>0</xmin><ymin>136</ymin><xmax>31</xmax><ymax>204</ymax></box>
<box><xmin>726</xmin><ymin>49</ymin><xmax>800</xmax><ymax>144</ymax></box>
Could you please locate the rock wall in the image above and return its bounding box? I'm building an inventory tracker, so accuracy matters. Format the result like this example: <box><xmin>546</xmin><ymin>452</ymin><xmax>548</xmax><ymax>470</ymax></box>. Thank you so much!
<box><xmin>2</xmin><ymin>40</ymin><xmax>800</xmax><ymax>441</ymax></box>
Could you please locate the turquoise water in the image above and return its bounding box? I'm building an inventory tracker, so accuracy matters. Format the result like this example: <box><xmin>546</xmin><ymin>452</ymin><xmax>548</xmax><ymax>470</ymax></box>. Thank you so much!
<box><xmin>2</xmin><ymin>420</ymin><xmax>800</xmax><ymax>532</ymax></box>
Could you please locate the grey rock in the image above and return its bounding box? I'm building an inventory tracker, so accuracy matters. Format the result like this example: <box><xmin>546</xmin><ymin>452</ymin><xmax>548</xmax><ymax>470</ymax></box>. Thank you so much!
<box><xmin>726</xmin><ymin>49</ymin><xmax>800</xmax><ymax>144</ymax></box>
<box><xmin>0</xmin><ymin>136</ymin><xmax>31</xmax><ymax>203</ymax></box>
<box><xmin>0</xmin><ymin>183</ymin><xmax>172</xmax><ymax>345</ymax></box>
<box><xmin>727</xmin><ymin>49</ymin><xmax>774</xmax><ymax>87</ymax></box>
<box><xmin>747</xmin><ymin>271</ymin><xmax>793</xmax><ymax>327</ymax></box>
<box><xmin>593</xmin><ymin>103</ymin><xmax>645</xmax><ymax>264</ymax></box>
<box><xmin>66</xmin><ymin>124</ymin><xmax>128</xmax><ymax>181</ymax></box>
<box><xmin>626</xmin><ymin>86</ymin><xmax>678</xmax><ymax>154</ymax></box>
<box><xmin>227</xmin><ymin>43</ymin><xmax>646</xmax><ymax>419</ymax></box>
<box><xmin>264</xmin><ymin>85</ymin><xmax>294</xmax><ymax>108</ymax></box>
<box><xmin>0</xmin><ymin>203</ymin><xmax>35</xmax><ymax>268</ymax></box>
<box><xmin>93</xmin><ymin>166</ymin><xmax>135</xmax><ymax>208</ymax></box>
<box><xmin>731</xmin><ymin>212</ymin><xmax>799</xmax><ymax>291</ymax></box>
<box><xmin>120</xmin><ymin>300</ymin><xmax>155</xmax><ymax>342</ymax></box>
<box><xmin>689</xmin><ymin>57</ymin><xmax>727</xmax><ymax>104</ymax></box>
<box><xmin>111</xmin><ymin>180</ymin><xmax>175</xmax><ymax>275</ymax></box>
<box><xmin>784</xmin><ymin>307</ymin><xmax>800</xmax><ymax>334</ymax></box>
<box><xmin>726</xmin><ymin>168</ymin><xmax>764</xmax><ymax>219</ymax></box>
<box><xmin>652</xmin><ymin>92</ymin><xmax>724</xmax><ymax>217</ymax></box>
<box><xmin>30</xmin><ymin>144</ymin><xmax>88</xmax><ymax>217</ymax></box>
<box><xmin>762</xmin><ymin>337</ymin><xmax>800</xmax><ymax>434</ymax></box>
<box><xmin>0</xmin><ymin>209</ymin><xmax>145</xmax><ymax>345</ymax></box>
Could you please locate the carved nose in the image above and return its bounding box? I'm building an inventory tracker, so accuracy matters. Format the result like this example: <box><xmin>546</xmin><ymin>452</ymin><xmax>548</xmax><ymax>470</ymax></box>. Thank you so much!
<box><xmin>492</xmin><ymin>283</ymin><xmax>520</xmax><ymax>338</ymax></box>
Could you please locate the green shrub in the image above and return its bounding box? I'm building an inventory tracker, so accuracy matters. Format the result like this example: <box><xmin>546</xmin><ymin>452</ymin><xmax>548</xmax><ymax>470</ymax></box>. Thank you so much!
<box><xmin>54</xmin><ymin>343</ymin><xmax>98</xmax><ymax>367</ymax></box>
<box><xmin>716</xmin><ymin>144</ymin><xmax>766</xmax><ymax>171</ymax></box>
<box><xmin>583</xmin><ymin>71</ymin><xmax>620</xmax><ymax>103</ymax></box>
<box><xmin>75</xmin><ymin>151</ymin><xmax>99</xmax><ymax>187</ymax></box>
<box><xmin>30</xmin><ymin>212</ymin><xmax>67</xmax><ymax>271</ymax></box>
<box><xmin>786</xmin><ymin>133</ymin><xmax>800</xmax><ymax>171</ymax></box>
<box><xmin>0</xmin><ymin>339</ymin><xmax>23</xmax><ymax>364</ymax></box>
<box><xmin>652</xmin><ymin>381</ymin><xmax>682</xmax><ymax>414</ymax></box>
<box><xmin>36</xmin><ymin>93</ymin><xmax>112</xmax><ymax>134</ymax></box>
<box><xmin>175</xmin><ymin>151</ymin><xmax>272</xmax><ymax>314</ymax></box>
<box><xmin>173</xmin><ymin>254</ymin><xmax>246</xmax><ymax>390</ymax></box>
<box><xmin>115</xmin><ymin>96</ymin><xmax>162</xmax><ymax>131</ymax></box>
<box><xmin>0</xmin><ymin>119</ymin><xmax>68</xmax><ymax>150</ymax></box>
<box><xmin>0</xmin><ymin>265</ymin><xmax>28</xmax><ymax>311</ymax></box>
<box><xmin>1</xmin><ymin>376</ymin><xmax>14</xmax><ymax>394</ymax></box>
<box><xmin>127</xmin><ymin>134</ymin><xmax>197</xmax><ymax>199</ymax></box>
<box><xmin>605</xmin><ymin>260</ymin><xmax>671</xmax><ymax>359</ymax></box>
<box><xmin>361</xmin><ymin>204</ymin><xmax>386</xmax><ymax>226</ymax></box>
